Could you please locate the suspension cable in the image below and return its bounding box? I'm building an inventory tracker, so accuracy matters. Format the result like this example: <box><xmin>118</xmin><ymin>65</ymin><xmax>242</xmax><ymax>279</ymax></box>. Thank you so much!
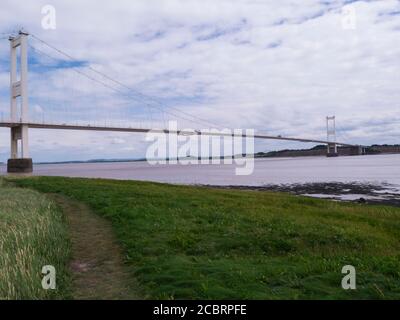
<box><xmin>29</xmin><ymin>43</ymin><xmax>221</xmax><ymax>128</ymax></box>
<box><xmin>30</xmin><ymin>33</ymin><xmax>222</xmax><ymax>129</ymax></box>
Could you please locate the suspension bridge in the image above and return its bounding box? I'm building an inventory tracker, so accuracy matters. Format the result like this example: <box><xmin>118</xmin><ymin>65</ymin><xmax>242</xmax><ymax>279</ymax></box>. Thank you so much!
<box><xmin>0</xmin><ymin>31</ymin><xmax>363</xmax><ymax>173</ymax></box>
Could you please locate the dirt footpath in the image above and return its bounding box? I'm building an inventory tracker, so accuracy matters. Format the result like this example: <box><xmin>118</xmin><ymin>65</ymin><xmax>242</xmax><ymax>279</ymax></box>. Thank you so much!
<box><xmin>51</xmin><ymin>194</ymin><xmax>142</xmax><ymax>300</ymax></box>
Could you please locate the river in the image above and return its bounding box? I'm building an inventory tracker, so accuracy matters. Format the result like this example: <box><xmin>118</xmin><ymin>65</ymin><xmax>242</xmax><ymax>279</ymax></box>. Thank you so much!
<box><xmin>1</xmin><ymin>154</ymin><xmax>399</xmax><ymax>204</ymax></box>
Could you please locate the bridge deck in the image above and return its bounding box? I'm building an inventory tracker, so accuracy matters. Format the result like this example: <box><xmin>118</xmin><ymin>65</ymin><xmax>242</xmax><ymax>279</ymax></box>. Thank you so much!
<box><xmin>0</xmin><ymin>122</ymin><xmax>356</xmax><ymax>147</ymax></box>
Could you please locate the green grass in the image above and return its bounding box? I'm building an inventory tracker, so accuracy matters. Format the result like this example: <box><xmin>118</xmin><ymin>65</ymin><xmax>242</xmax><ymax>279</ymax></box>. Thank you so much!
<box><xmin>11</xmin><ymin>176</ymin><xmax>400</xmax><ymax>299</ymax></box>
<box><xmin>0</xmin><ymin>179</ymin><xmax>71</xmax><ymax>300</ymax></box>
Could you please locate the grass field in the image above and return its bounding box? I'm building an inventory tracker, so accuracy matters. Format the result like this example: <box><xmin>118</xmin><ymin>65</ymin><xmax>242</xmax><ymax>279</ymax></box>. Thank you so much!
<box><xmin>0</xmin><ymin>179</ymin><xmax>70</xmax><ymax>300</ymax></box>
<box><xmin>11</xmin><ymin>176</ymin><xmax>400</xmax><ymax>300</ymax></box>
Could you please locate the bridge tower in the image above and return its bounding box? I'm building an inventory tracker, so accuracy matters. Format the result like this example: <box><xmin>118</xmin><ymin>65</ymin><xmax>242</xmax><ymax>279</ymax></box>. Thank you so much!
<box><xmin>326</xmin><ymin>116</ymin><xmax>338</xmax><ymax>157</ymax></box>
<box><xmin>7</xmin><ymin>31</ymin><xmax>32</xmax><ymax>173</ymax></box>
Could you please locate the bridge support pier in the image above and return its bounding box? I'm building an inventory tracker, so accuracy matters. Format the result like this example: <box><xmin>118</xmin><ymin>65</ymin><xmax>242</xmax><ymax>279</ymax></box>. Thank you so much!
<box><xmin>8</xmin><ymin>125</ymin><xmax>32</xmax><ymax>173</ymax></box>
<box><xmin>327</xmin><ymin>143</ymin><xmax>338</xmax><ymax>157</ymax></box>
<box><xmin>8</xmin><ymin>158</ymin><xmax>33</xmax><ymax>173</ymax></box>
<box><xmin>7</xmin><ymin>32</ymin><xmax>32</xmax><ymax>173</ymax></box>
<box><xmin>358</xmin><ymin>146</ymin><xmax>366</xmax><ymax>155</ymax></box>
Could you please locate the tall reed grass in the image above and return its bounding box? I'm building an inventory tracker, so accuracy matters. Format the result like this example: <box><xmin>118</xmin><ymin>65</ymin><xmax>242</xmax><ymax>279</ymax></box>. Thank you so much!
<box><xmin>0</xmin><ymin>181</ymin><xmax>70</xmax><ymax>299</ymax></box>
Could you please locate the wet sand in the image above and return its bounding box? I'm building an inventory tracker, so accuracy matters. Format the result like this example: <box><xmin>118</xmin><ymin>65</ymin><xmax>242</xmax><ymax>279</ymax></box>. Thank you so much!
<box><xmin>210</xmin><ymin>182</ymin><xmax>400</xmax><ymax>207</ymax></box>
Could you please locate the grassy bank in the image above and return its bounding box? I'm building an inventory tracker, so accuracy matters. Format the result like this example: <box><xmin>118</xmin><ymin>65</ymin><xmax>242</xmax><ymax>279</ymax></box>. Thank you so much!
<box><xmin>12</xmin><ymin>177</ymin><xmax>400</xmax><ymax>299</ymax></box>
<box><xmin>0</xmin><ymin>180</ymin><xmax>70</xmax><ymax>299</ymax></box>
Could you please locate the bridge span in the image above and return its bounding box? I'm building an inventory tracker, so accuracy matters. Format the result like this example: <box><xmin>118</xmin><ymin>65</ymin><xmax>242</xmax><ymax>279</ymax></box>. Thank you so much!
<box><xmin>0</xmin><ymin>120</ymin><xmax>363</xmax><ymax>173</ymax></box>
<box><xmin>1</xmin><ymin>31</ymin><xmax>364</xmax><ymax>173</ymax></box>
<box><xmin>0</xmin><ymin>121</ymin><xmax>356</xmax><ymax>146</ymax></box>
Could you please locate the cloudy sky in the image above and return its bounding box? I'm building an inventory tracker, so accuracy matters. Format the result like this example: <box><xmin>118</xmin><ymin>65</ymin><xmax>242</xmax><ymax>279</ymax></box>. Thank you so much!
<box><xmin>0</xmin><ymin>0</ymin><xmax>399</xmax><ymax>162</ymax></box>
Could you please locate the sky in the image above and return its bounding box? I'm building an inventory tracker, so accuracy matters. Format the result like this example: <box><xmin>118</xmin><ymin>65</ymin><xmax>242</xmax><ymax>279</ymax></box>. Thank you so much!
<box><xmin>0</xmin><ymin>0</ymin><xmax>399</xmax><ymax>162</ymax></box>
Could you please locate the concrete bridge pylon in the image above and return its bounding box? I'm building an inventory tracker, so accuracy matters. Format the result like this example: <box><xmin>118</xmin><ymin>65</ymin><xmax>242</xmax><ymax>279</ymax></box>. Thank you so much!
<box><xmin>7</xmin><ymin>31</ymin><xmax>32</xmax><ymax>173</ymax></box>
<box><xmin>326</xmin><ymin>116</ymin><xmax>338</xmax><ymax>157</ymax></box>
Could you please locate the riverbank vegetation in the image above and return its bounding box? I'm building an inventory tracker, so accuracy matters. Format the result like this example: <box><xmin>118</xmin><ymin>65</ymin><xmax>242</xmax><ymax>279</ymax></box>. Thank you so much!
<box><xmin>0</xmin><ymin>179</ymin><xmax>70</xmax><ymax>299</ymax></box>
<box><xmin>10</xmin><ymin>176</ymin><xmax>400</xmax><ymax>299</ymax></box>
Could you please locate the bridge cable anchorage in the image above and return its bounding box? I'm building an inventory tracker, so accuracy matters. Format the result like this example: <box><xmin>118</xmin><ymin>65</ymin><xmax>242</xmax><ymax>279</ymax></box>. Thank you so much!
<box><xmin>30</xmin><ymin>33</ymin><xmax>223</xmax><ymax>130</ymax></box>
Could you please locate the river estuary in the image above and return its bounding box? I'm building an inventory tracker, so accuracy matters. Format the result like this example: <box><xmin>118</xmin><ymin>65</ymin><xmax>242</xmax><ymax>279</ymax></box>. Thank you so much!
<box><xmin>1</xmin><ymin>154</ymin><xmax>399</xmax><ymax>205</ymax></box>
